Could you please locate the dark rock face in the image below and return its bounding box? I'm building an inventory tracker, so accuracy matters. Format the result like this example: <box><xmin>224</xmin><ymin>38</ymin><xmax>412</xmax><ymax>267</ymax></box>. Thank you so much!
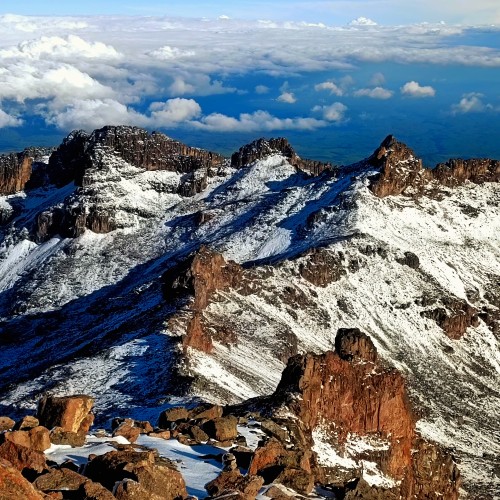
<box><xmin>335</xmin><ymin>327</ymin><xmax>378</xmax><ymax>363</ymax></box>
<box><xmin>205</xmin><ymin>469</ymin><xmax>264</xmax><ymax>498</ymax></box>
<box><xmin>369</xmin><ymin>135</ymin><xmax>500</xmax><ymax>198</ymax></box>
<box><xmin>231</xmin><ymin>137</ymin><xmax>334</xmax><ymax>176</ymax></box>
<box><xmin>298</xmin><ymin>248</ymin><xmax>347</xmax><ymax>287</ymax></box>
<box><xmin>164</xmin><ymin>246</ymin><xmax>246</xmax><ymax>353</ymax></box>
<box><xmin>368</xmin><ymin>135</ymin><xmax>426</xmax><ymax>197</ymax></box>
<box><xmin>0</xmin><ymin>152</ymin><xmax>32</xmax><ymax>195</ymax></box>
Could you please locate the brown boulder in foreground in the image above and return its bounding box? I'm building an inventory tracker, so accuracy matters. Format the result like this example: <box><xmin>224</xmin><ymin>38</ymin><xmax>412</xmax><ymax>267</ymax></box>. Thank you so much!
<box><xmin>37</xmin><ymin>395</ymin><xmax>94</xmax><ymax>434</ymax></box>
<box><xmin>0</xmin><ymin>458</ymin><xmax>44</xmax><ymax>500</ymax></box>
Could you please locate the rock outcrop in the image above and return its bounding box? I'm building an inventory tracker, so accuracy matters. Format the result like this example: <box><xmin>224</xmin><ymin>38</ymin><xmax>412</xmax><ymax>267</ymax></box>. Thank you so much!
<box><xmin>0</xmin><ymin>152</ymin><xmax>33</xmax><ymax>195</ymax></box>
<box><xmin>369</xmin><ymin>135</ymin><xmax>500</xmax><ymax>197</ymax></box>
<box><xmin>164</xmin><ymin>246</ymin><xmax>247</xmax><ymax>353</ymax></box>
<box><xmin>231</xmin><ymin>137</ymin><xmax>334</xmax><ymax>176</ymax></box>
<box><xmin>270</xmin><ymin>329</ymin><xmax>460</xmax><ymax>498</ymax></box>
<box><xmin>0</xmin><ymin>458</ymin><xmax>44</xmax><ymax>500</ymax></box>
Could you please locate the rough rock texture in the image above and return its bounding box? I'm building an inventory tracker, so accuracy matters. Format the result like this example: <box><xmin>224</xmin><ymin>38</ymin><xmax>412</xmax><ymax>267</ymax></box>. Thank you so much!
<box><xmin>33</xmin><ymin>467</ymin><xmax>88</xmax><ymax>492</ymax></box>
<box><xmin>37</xmin><ymin>395</ymin><xmax>94</xmax><ymax>434</ymax></box>
<box><xmin>205</xmin><ymin>469</ymin><xmax>264</xmax><ymax>499</ymax></box>
<box><xmin>0</xmin><ymin>417</ymin><xmax>15</xmax><ymax>432</ymax></box>
<box><xmin>298</xmin><ymin>248</ymin><xmax>346</xmax><ymax>287</ymax></box>
<box><xmin>0</xmin><ymin>457</ymin><xmax>44</xmax><ymax>500</ymax></box>
<box><xmin>158</xmin><ymin>407</ymin><xmax>189</xmax><ymax>428</ymax></box>
<box><xmin>0</xmin><ymin>441</ymin><xmax>47</xmax><ymax>473</ymax></box>
<box><xmin>231</xmin><ymin>137</ymin><xmax>334</xmax><ymax>176</ymax></box>
<box><xmin>164</xmin><ymin>246</ymin><xmax>247</xmax><ymax>353</ymax></box>
<box><xmin>14</xmin><ymin>415</ymin><xmax>40</xmax><ymax>431</ymax></box>
<box><xmin>49</xmin><ymin>427</ymin><xmax>87</xmax><ymax>447</ymax></box>
<box><xmin>77</xmin><ymin>479</ymin><xmax>116</xmax><ymax>500</ymax></box>
<box><xmin>272</xmin><ymin>330</ymin><xmax>460</xmax><ymax>498</ymax></box>
<box><xmin>0</xmin><ymin>152</ymin><xmax>33</xmax><ymax>195</ymax></box>
<box><xmin>203</xmin><ymin>416</ymin><xmax>238</xmax><ymax>442</ymax></box>
<box><xmin>369</xmin><ymin>134</ymin><xmax>500</xmax><ymax>197</ymax></box>
<box><xmin>1</xmin><ymin>426</ymin><xmax>51</xmax><ymax>452</ymax></box>
<box><xmin>368</xmin><ymin>135</ymin><xmax>427</xmax><ymax>197</ymax></box>
<box><xmin>84</xmin><ymin>449</ymin><xmax>187</xmax><ymax>499</ymax></box>
<box><xmin>421</xmin><ymin>297</ymin><xmax>479</xmax><ymax>340</ymax></box>
<box><xmin>334</xmin><ymin>328</ymin><xmax>378</xmax><ymax>363</ymax></box>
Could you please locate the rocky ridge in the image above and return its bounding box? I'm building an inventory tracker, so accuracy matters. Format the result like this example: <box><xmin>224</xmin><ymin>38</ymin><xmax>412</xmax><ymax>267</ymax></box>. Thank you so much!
<box><xmin>0</xmin><ymin>127</ymin><xmax>499</xmax><ymax>496</ymax></box>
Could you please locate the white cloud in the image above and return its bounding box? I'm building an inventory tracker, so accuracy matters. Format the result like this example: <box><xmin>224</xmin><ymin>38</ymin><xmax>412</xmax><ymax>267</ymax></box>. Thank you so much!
<box><xmin>255</xmin><ymin>85</ymin><xmax>270</xmax><ymax>94</ymax></box>
<box><xmin>0</xmin><ymin>109</ymin><xmax>23</xmax><ymax>128</ymax></box>
<box><xmin>353</xmin><ymin>87</ymin><xmax>394</xmax><ymax>99</ymax></box>
<box><xmin>314</xmin><ymin>81</ymin><xmax>343</xmax><ymax>96</ymax></box>
<box><xmin>0</xmin><ymin>35</ymin><xmax>120</xmax><ymax>61</ymax></box>
<box><xmin>451</xmin><ymin>93</ymin><xmax>493</xmax><ymax>114</ymax></box>
<box><xmin>349</xmin><ymin>17</ymin><xmax>377</xmax><ymax>26</ymax></box>
<box><xmin>277</xmin><ymin>91</ymin><xmax>297</xmax><ymax>104</ymax></box>
<box><xmin>401</xmin><ymin>81</ymin><xmax>436</xmax><ymax>98</ymax></box>
<box><xmin>148</xmin><ymin>45</ymin><xmax>196</xmax><ymax>60</ymax></box>
<box><xmin>192</xmin><ymin>110</ymin><xmax>326</xmax><ymax>132</ymax></box>
<box><xmin>168</xmin><ymin>75</ymin><xmax>237</xmax><ymax>97</ymax></box>
<box><xmin>169</xmin><ymin>77</ymin><xmax>196</xmax><ymax>96</ymax></box>
<box><xmin>312</xmin><ymin>102</ymin><xmax>348</xmax><ymax>122</ymax></box>
<box><xmin>148</xmin><ymin>98</ymin><xmax>202</xmax><ymax>125</ymax></box>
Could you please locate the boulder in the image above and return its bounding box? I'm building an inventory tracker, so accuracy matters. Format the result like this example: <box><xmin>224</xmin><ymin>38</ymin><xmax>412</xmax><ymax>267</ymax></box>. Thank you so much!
<box><xmin>114</xmin><ymin>479</ymin><xmax>165</xmax><ymax>500</ymax></box>
<box><xmin>84</xmin><ymin>449</ymin><xmax>187</xmax><ymax>499</ymax></box>
<box><xmin>49</xmin><ymin>427</ymin><xmax>86</xmax><ymax>447</ymax></box>
<box><xmin>37</xmin><ymin>395</ymin><xmax>94</xmax><ymax>434</ymax></box>
<box><xmin>335</xmin><ymin>328</ymin><xmax>378</xmax><ymax>363</ymax></box>
<box><xmin>1</xmin><ymin>426</ymin><xmax>51</xmax><ymax>452</ymax></box>
<box><xmin>14</xmin><ymin>415</ymin><xmax>40</xmax><ymax>431</ymax></box>
<box><xmin>189</xmin><ymin>404</ymin><xmax>223</xmax><ymax>421</ymax></box>
<box><xmin>112</xmin><ymin>421</ymin><xmax>141</xmax><ymax>443</ymax></box>
<box><xmin>0</xmin><ymin>458</ymin><xmax>44</xmax><ymax>500</ymax></box>
<box><xmin>77</xmin><ymin>479</ymin><xmax>116</xmax><ymax>500</ymax></box>
<box><xmin>158</xmin><ymin>407</ymin><xmax>189</xmax><ymax>428</ymax></box>
<box><xmin>205</xmin><ymin>469</ymin><xmax>264</xmax><ymax>499</ymax></box>
<box><xmin>274</xmin><ymin>468</ymin><xmax>314</xmax><ymax>495</ymax></box>
<box><xmin>0</xmin><ymin>440</ymin><xmax>47</xmax><ymax>473</ymax></box>
<box><xmin>203</xmin><ymin>416</ymin><xmax>238</xmax><ymax>443</ymax></box>
<box><xmin>33</xmin><ymin>467</ymin><xmax>88</xmax><ymax>492</ymax></box>
<box><xmin>0</xmin><ymin>417</ymin><xmax>15</xmax><ymax>432</ymax></box>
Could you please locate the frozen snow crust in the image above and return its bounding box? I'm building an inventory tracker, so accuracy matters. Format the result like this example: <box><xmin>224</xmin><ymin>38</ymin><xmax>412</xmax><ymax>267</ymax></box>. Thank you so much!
<box><xmin>0</xmin><ymin>128</ymin><xmax>499</xmax><ymax>495</ymax></box>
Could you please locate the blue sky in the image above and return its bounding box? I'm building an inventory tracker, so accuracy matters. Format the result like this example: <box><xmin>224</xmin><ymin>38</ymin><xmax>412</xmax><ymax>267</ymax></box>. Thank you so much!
<box><xmin>0</xmin><ymin>10</ymin><xmax>499</xmax><ymax>164</ymax></box>
<box><xmin>1</xmin><ymin>1</ymin><xmax>500</xmax><ymax>25</ymax></box>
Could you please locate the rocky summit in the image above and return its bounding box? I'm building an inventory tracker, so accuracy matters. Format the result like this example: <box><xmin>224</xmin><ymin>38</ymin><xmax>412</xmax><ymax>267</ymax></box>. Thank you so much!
<box><xmin>0</xmin><ymin>126</ymin><xmax>499</xmax><ymax>498</ymax></box>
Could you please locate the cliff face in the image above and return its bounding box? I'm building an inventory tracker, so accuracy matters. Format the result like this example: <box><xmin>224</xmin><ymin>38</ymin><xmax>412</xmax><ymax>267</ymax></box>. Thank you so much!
<box><xmin>369</xmin><ymin>134</ymin><xmax>500</xmax><ymax>197</ymax></box>
<box><xmin>231</xmin><ymin>137</ymin><xmax>334</xmax><ymax>176</ymax></box>
<box><xmin>273</xmin><ymin>329</ymin><xmax>460</xmax><ymax>499</ymax></box>
<box><xmin>0</xmin><ymin>152</ymin><xmax>33</xmax><ymax>195</ymax></box>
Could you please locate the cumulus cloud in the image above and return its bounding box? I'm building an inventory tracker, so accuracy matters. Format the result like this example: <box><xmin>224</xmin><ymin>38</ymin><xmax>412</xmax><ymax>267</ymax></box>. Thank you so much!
<box><xmin>314</xmin><ymin>81</ymin><xmax>344</xmax><ymax>96</ymax></box>
<box><xmin>400</xmin><ymin>81</ymin><xmax>436</xmax><ymax>98</ymax></box>
<box><xmin>192</xmin><ymin>110</ymin><xmax>326</xmax><ymax>132</ymax></box>
<box><xmin>169</xmin><ymin>75</ymin><xmax>237</xmax><ymax>97</ymax></box>
<box><xmin>255</xmin><ymin>85</ymin><xmax>270</xmax><ymax>94</ymax></box>
<box><xmin>148</xmin><ymin>98</ymin><xmax>202</xmax><ymax>125</ymax></box>
<box><xmin>353</xmin><ymin>87</ymin><xmax>394</xmax><ymax>99</ymax></box>
<box><xmin>349</xmin><ymin>17</ymin><xmax>377</xmax><ymax>26</ymax></box>
<box><xmin>0</xmin><ymin>35</ymin><xmax>120</xmax><ymax>61</ymax></box>
<box><xmin>451</xmin><ymin>93</ymin><xmax>493</xmax><ymax>114</ymax></box>
<box><xmin>312</xmin><ymin>103</ymin><xmax>348</xmax><ymax>122</ymax></box>
<box><xmin>148</xmin><ymin>45</ymin><xmax>195</xmax><ymax>60</ymax></box>
<box><xmin>0</xmin><ymin>109</ymin><xmax>23</xmax><ymax>128</ymax></box>
<box><xmin>277</xmin><ymin>91</ymin><xmax>297</xmax><ymax>103</ymax></box>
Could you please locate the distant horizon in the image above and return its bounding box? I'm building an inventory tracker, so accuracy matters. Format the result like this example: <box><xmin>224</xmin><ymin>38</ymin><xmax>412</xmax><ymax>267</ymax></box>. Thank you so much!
<box><xmin>0</xmin><ymin>12</ymin><xmax>499</xmax><ymax>166</ymax></box>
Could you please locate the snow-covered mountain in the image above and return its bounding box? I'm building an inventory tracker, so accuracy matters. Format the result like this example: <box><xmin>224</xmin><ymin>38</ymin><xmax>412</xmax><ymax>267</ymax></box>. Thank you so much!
<box><xmin>0</xmin><ymin>127</ymin><xmax>499</xmax><ymax>496</ymax></box>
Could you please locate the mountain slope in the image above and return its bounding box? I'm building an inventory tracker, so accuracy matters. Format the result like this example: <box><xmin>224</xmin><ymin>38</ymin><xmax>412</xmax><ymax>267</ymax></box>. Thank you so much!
<box><xmin>0</xmin><ymin>128</ymin><xmax>499</xmax><ymax>495</ymax></box>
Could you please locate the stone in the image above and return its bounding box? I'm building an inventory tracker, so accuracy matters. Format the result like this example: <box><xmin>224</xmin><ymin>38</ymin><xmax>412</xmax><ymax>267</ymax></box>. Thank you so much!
<box><xmin>77</xmin><ymin>479</ymin><xmax>116</xmax><ymax>500</ymax></box>
<box><xmin>298</xmin><ymin>248</ymin><xmax>346</xmax><ymax>287</ymax></box>
<box><xmin>112</xmin><ymin>421</ymin><xmax>141</xmax><ymax>443</ymax></box>
<box><xmin>0</xmin><ymin>417</ymin><xmax>15</xmax><ymax>432</ymax></box>
<box><xmin>275</xmin><ymin>468</ymin><xmax>315</xmax><ymax>495</ymax></box>
<box><xmin>0</xmin><ymin>152</ymin><xmax>33</xmax><ymax>195</ymax></box>
<box><xmin>265</xmin><ymin>484</ymin><xmax>296</xmax><ymax>499</ymax></box>
<box><xmin>37</xmin><ymin>395</ymin><xmax>94</xmax><ymax>434</ymax></box>
<box><xmin>84</xmin><ymin>449</ymin><xmax>187</xmax><ymax>499</ymax></box>
<box><xmin>49</xmin><ymin>427</ymin><xmax>86</xmax><ymax>447</ymax></box>
<box><xmin>260</xmin><ymin>420</ymin><xmax>289</xmax><ymax>443</ymax></box>
<box><xmin>205</xmin><ymin>469</ymin><xmax>264</xmax><ymax>499</ymax></box>
<box><xmin>189</xmin><ymin>425</ymin><xmax>210</xmax><ymax>443</ymax></box>
<box><xmin>148</xmin><ymin>430</ymin><xmax>171</xmax><ymax>440</ymax></box>
<box><xmin>230</xmin><ymin>446</ymin><xmax>254</xmax><ymax>470</ymax></box>
<box><xmin>0</xmin><ymin>457</ymin><xmax>44</xmax><ymax>500</ymax></box>
<box><xmin>114</xmin><ymin>479</ymin><xmax>165</xmax><ymax>500</ymax></box>
<box><xmin>0</xmin><ymin>440</ymin><xmax>47</xmax><ymax>473</ymax></box>
<box><xmin>203</xmin><ymin>416</ymin><xmax>238</xmax><ymax>442</ymax></box>
<box><xmin>334</xmin><ymin>328</ymin><xmax>378</xmax><ymax>363</ymax></box>
<box><xmin>189</xmin><ymin>404</ymin><xmax>223</xmax><ymax>421</ymax></box>
<box><xmin>33</xmin><ymin>468</ymin><xmax>88</xmax><ymax>492</ymax></box>
<box><xmin>14</xmin><ymin>415</ymin><xmax>40</xmax><ymax>431</ymax></box>
<box><xmin>158</xmin><ymin>407</ymin><xmax>189</xmax><ymax>428</ymax></box>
